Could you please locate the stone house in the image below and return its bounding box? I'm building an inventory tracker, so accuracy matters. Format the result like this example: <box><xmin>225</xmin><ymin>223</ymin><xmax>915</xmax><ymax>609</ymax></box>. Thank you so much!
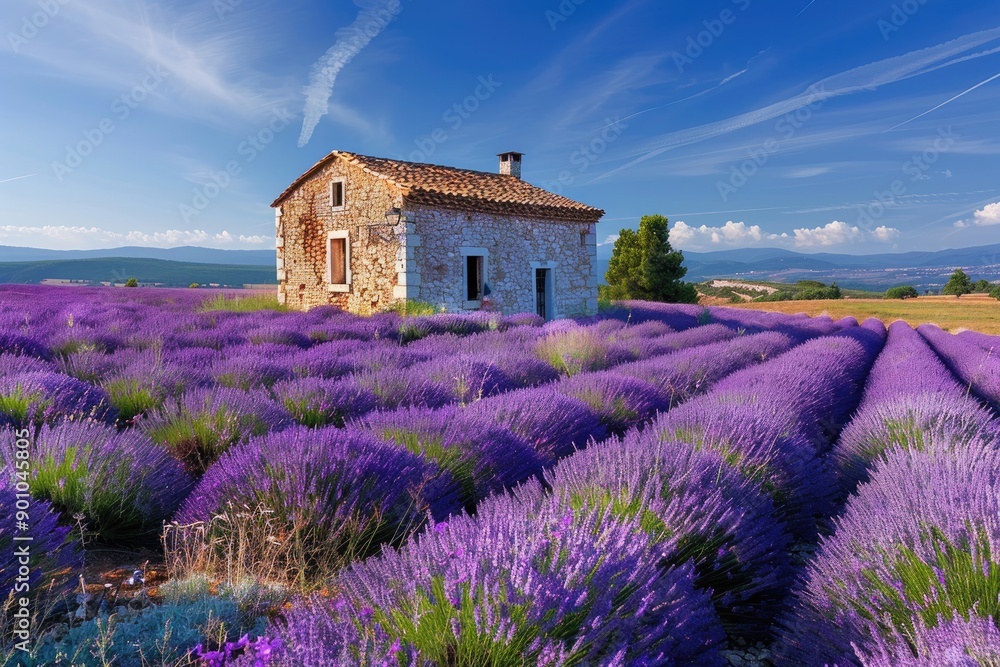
<box><xmin>270</xmin><ymin>151</ymin><xmax>604</xmax><ymax>318</ymax></box>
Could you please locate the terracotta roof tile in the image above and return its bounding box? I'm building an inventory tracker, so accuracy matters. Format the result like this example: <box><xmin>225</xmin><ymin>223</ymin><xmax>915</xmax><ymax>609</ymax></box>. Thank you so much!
<box><xmin>271</xmin><ymin>151</ymin><xmax>604</xmax><ymax>223</ymax></box>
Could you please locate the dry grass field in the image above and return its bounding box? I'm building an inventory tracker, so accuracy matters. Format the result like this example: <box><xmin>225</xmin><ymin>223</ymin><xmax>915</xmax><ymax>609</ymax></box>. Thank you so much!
<box><xmin>728</xmin><ymin>294</ymin><xmax>1000</xmax><ymax>334</ymax></box>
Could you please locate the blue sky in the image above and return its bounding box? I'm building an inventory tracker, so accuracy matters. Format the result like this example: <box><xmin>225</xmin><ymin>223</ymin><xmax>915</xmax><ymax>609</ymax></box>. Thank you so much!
<box><xmin>2</xmin><ymin>0</ymin><xmax>999</xmax><ymax>256</ymax></box>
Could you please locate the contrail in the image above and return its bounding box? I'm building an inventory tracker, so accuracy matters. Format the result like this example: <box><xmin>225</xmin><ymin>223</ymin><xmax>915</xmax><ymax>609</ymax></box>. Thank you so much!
<box><xmin>886</xmin><ymin>70</ymin><xmax>1000</xmax><ymax>131</ymax></box>
<box><xmin>0</xmin><ymin>174</ymin><xmax>36</xmax><ymax>184</ymax></box>
<box><xmin>796</xmin><ymin>0</ymin><xmax>818</xmax><ymax>17</ymax></box>
<box><xmin>593</xmin><ymin>26</ymin><xmax>1000</xmax><ymax>181</ymax></box>
<box><xmin>298</xmin><ymin>0</ymin><xmax>403</xmax><ymax>147</ymax></box>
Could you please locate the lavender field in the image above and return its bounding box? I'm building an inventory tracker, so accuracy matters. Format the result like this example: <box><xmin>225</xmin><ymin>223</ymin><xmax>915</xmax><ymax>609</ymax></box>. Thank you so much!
<box><xmin>2</xmin><ymin>285</ymin><xmax>1000</xmax><ymax>666</ymax></box>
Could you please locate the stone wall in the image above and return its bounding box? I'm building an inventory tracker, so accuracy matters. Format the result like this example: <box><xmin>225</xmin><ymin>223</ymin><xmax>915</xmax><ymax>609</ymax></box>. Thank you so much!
<box><xmin>275</xmin><ymin>158</ymin><xmax>599</xmax><ymax>317</ymax></box>
<box><xmin>407</xmin><ymin>204</ymin><xmax>598</xmax><ymax>318</ymax></box>
<box><xmin>275</xmin><ymin>159</ymin><xmax>404</xmax><ymax>314</ymax></box>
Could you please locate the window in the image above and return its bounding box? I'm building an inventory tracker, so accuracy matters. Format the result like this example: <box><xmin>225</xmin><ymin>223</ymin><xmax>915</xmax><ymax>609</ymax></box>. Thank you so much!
<box><xmin>327</xmin><ymin>231</ymin><xmax>351</xmax><ymax>292</ymax></box>
<box><xmin>460</xmin><ymin>247</ymin><xmax>488</xmax><ymax>308</ymax></box>
<box><xmin>330</xmin><ymin>180</ymin><xmax>345</xmax><ymax>210</ymax></box>
<box><xmin>466</xmin><ymin>255</ymin><xmax>484</xmax><ymax>301</ymax></box>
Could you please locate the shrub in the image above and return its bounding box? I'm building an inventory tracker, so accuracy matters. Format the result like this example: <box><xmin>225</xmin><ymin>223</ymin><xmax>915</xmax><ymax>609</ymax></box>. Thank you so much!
<box><xmin>176</xmin><ymin>427</ymin><xmax>460</xmax><ymax>586</ymax></box>
<box><xmin>0</xmin><ymin>474</ymin><xmax>81</xmax><ymax>600</ymax></box>
<box><xmin>919</xmin><ymin>324</ymin><xmax>1000</xmax><ymax>411</ymax></box>
<box><xmin>123</xmin><ymin>277</ymin><xmax>138</xmax><ymax>288</ymax></box>
<box><xmin>554</xmin><ymin>371</ymin><xmax>669</xmax><ymax>435</ymax></box>
<box><xmin>305</xmin><ymin>494</ymin><xmax>726</xmax><ymax>666</ymax></box>
<box><xmin>0</xmin><ymin>333</ymin><xmax>52</xmax><ymax>361</ymax></box>
<box><xmin>271</xmin><ymin>377</ymin><xmax>378</xmax><ymax>428</ymax></box>
<box><xmin>11</xmin><ymin>422</ymin><xmax>195</xmax><ymax>543</ymax></box>
<box><xmin>352</xmin><ymin>368</ymin><xmax>452</xmax><ymax>411</ymax></box>
<box><xmin>776</xmin><ymin>443</ymin><xmax>1000</xmax><ymax>665</ymax></box>
<box><xmin>656</xmin><ymin>394</ymin><xmax>836</xmax><ymax>539</ymax></box>
<box><xmin>140</xmin><ymin>387</ymin><xmax>292</xmax><ymax>474</ymax></box>
<box><xmin>833</xmin><ymin>392</ymin><xmax>999</xmax><ymax>494</ymax></box>
<box><xmin>24</xmin><ymin>584</ymin><xmax>266</xmax><ymax>667</ymax></box>
<box><xmin>885</xmin><ymin>285</ymin><xmax>919</xmax><ymax>299</ymax></box>
<box><xmin>210</xmin><ymin>346</ymin><xmax>297</xmax><ymax>390</ymax></box>
<box><xmin>407</xmin><ymin>355</ymin><xmax>518</xmax><ymax>405</ymax></box>
<box><xmin>535</xmin><ymin>326</ymin><xmax>612</xmax><ymax>376</ymax></box>
<box><xmin>857</xmin><ymin>615</ymin><xmax>1000</xmax><ymax>666</ymax></box>
<box><xmin>615</xmin><ymin>331</ymin><xmax>795</xmax><ymax>407</ymax></box>
<box><xmin>545</xmin><ymin>436</ymin><xmax>793</xmax><ymax>637</ymax></box>
<box><xmin>358</xmin><ymin>407</ymin><xmax>544</xmax><ymax>511</ymax></box>
<box><xmin>464</xmin><ymin>388</ymin><xmax>606</xmax><ymax>464</ymax></box>
<box><xmin>0</xmin><ymin>372</ymin><xmax>117</xmax><ymax>429</ymax></box>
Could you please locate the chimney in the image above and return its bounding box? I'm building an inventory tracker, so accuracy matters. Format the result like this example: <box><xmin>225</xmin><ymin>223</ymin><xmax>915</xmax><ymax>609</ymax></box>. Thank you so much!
<box><xmin>498</xmin><ymin>151</ymin><xmax>523</xmax><ymax>179</ymax></box>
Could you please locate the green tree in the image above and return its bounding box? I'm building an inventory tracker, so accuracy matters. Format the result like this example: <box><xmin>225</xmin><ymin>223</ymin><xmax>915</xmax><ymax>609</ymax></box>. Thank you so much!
<box><xmin>124</xmin><ymin>277</ymin><xmax>139</xmax><ymax>288</ymax></box>
<box><xmin>604</xmin><ymin>214</ymin><xmax>698</xmax><ymax>303</ymax></box>
<box><xmin>942</xmin><ymin>269</ymin><xmax>973</xmax><ymax>297</ymax></box>
<box><xmin>885</xmin><ymin>285</ymin><xmax>919</xmax><ymax>300</ymax></box>
<box><xmin>973</xmin><ymin>279</ymin><xmax>992</xmax><ymax>293</ymax></box>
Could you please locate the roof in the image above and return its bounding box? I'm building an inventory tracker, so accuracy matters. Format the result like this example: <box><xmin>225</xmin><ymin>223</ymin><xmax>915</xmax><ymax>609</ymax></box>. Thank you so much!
<box><xmin>270</xmin><ymin>151</ymin><xmax>604</xmax><ymax>223</ymax></box>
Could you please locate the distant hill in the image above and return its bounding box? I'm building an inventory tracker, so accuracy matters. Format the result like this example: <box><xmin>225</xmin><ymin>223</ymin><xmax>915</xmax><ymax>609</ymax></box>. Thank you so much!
<box><xmin>0</xmin><ymin>258</ymin><xmax>276</xmax><ymax>287</ymax></box>
<box><xmin>0</xmin><ymin>245</ymin><xmax>275</xmax><ymax>266</ymax></box>
<box><xmin>597</xmin><ymin>243</ymin><xmax>1000</xmax><ymax>291</ymax></box>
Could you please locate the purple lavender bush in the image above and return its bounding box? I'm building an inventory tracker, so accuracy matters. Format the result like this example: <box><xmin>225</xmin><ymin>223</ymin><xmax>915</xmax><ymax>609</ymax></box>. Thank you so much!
<box><xmin>352</xmin><ymin>367</ymin><xmax>453</xmax><ymax>410</ymax></box>
<box><xmin>0</xmin><ymin>354</ymin><xmax>56</xmax><ymax>377</ymax></box>
<box><xmin>357</xmin><ymin>406</ymin><xmax>543</xmax><ymax>511</ymax></box>
<box><xmin>857</xmin><ymin>615</ymin><xmax>1000</xmax><ymax>666</ymax></box>
<box><xmin>407</xmin><ymin>355</ymin><xmax>518</xmax><ymax>405</ymax></box>
<box><xmin>464</xmin><ymin>387</ymin><xmax>606</xmax><ymax>464</ymax></box>
<box><xmin>0</xmin><ymin>371</ymin><xmax>117</xmax><ymax>430</ymax></box>
<box><xmin>271</xmin><ymin>376</ymin><xmax>378</xmax><ymax>428</ymax></box>
<box><xmin>0</xmin><ymin>332</ymin><xmax>53</xmax><ymax>361</ymax></box>
<box><xmin>139</xmin><ymin>387</ymin><xmax>293</xmax><ymax>474</ymax></box>
<box><xmin>544</xmin><ymin>436</ymin><xmax>794</xmax><ymax>637</ymax></box>
<box><xmin>655</xmin><ymin>395</ymin><xmax>836</xmax><ymax>538</ymax></box>
<box><xmin>7</xmin><ymin>421</ymin><xmax>194</xmax><ymax>543</ymax></box>
<box><xmin>833</xmin><ymin>392</ymin><xmax>999</xmax><ymax>494</ymax></box>
<box><xmin>709</xmin><ymin>327</ymin><xmax>885</xmax><ymax>447</ymax></box>
<box><xmin>615</xmin><ymin>331</ymin><xmax>796</xmax><ymax>407</ymax></box>
<box><xmin>554</xmin><ymin>371</ymin><xmax>669</xmax><ymax>435</ymax></box>
<box><xmin>776</xmin><ymin>442</ymin><xmax>1000</xmax><ymax>666</ymax></box>
<box><xmin>920</xmin><ymin>323</ymin><xmax>1000</xmax><ymax>411</ymax></box>
<box><xmin>831</xmin><ymin>321</ymin><xmax>998</xmax><ymax>494</ymax></box>
<box><xmin>272</xmin><ymin>493</ymin><xmax>726</xmax><ymax>666</ymax></box>
<box><xmin>0</xmin><ymin>472</ymin><xmax>81</xmax><ymax>597</ymax></box>
<box><xmin>177</xmin><ymin>427</ymin><xmax>460</xmax><ymax>582</ymax></box>
<box><xmin>210</xmin><ymin>345</ymin><xmax>297</xmax><ymax>390</ymax></box>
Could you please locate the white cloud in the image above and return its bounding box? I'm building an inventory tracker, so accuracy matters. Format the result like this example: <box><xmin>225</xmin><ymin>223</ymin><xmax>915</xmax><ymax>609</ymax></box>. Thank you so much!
<box><xmin>671</xmin><ymin>220</ymin><xmax>900</xmax><ymax>250</ymax></box>
<box><xmin>954</xmin><ymin>202</ymin><xmax>1000</xmax><ymax>228</ymax></box>
<box><xmin>872</xmin><ymin>226</ymin><xmax>901</xmax><ymax>242</ymax></box>
<box><xmin>792</xmin><ymin>220</ymin><xmax>864</xmax><ymax>246</ymax></box>
<box><xmin>0</xmin><ymin>225</ymin><xmax>272</xmax><ymax>250</ymax></box>
<box><xmin>598</xmin><ymin>234</ymin><xmax>620</xmax><ymax>247</ymax></box>
<box><xmin>672</xmin><ymin>220</ymin><xmax>784</xmax><ymax>247</ymax></box>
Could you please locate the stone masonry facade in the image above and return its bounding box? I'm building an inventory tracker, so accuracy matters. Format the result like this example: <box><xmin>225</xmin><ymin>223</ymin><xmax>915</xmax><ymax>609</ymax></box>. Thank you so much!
<box><xmin>273</xmin><ymin>152</ymin><xmax>603</xmax><ymax>318</ymax></box>
<box><xmin>275</xmin><ymin>160</ymin><xmax>405</xmax><ymax>315</ymax></box>
<box><xmin>407</xmin><ymin>204</ymin><xmax>598</xmax><ymax>317</ymax></box>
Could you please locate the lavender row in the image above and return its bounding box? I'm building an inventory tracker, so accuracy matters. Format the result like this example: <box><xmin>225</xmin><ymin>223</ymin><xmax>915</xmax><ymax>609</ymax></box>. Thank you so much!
<box><xmin>636</xmin><ymin>320</ymin><xmax>886</xmax><ymax>540</ymax></box>
<box><xmin>777</xmin><ymin>321</ymin><xmax>1000</xmax><ymax>665</ymax></box>
<box><xmin>830</xmin><ymin>321</ymin><xmax>997</xmax><ymax>494</ymax></box>
<box><xmin>776</xmin><ymin>442</ymin><xmax>1000</xmax><ymax>665</ymax></box>
<box><xmin>919</xmin><ymin>323</ymin><xmax>1000</xmax><ymax>411</ymax></box>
